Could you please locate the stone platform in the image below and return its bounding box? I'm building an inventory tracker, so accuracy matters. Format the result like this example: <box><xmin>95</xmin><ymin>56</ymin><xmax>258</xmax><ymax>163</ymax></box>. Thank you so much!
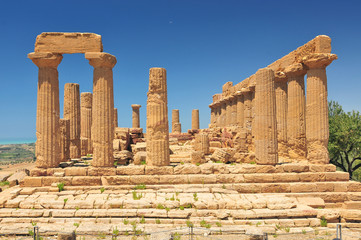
<box><xmin>0</xmin><ymin>162</ymin><xmax>359</xmax><ymax>236</ymax></box>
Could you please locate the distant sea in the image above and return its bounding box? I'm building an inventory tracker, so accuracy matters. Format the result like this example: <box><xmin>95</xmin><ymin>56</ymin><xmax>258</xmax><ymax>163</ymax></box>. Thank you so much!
<box><xmin>0</xmin><ymin>138</ymin><xmax>36</xmax><ymax>145</ymax></box>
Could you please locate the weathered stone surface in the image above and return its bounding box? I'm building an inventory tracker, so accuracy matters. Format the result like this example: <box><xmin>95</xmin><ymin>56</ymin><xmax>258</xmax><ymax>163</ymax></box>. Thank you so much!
<box><xmin>35</xmin><ymin>32</ymin><xmax>103</xmax><ymax>53</ymax></box>
<box><xmin>194</xmin><ymin>133</ymin><xmax>210</xmax><ymax>155</ymax></box>
<box><xmin>254</xmin><ymin>68</ymin><xmax>278</xmax><ymax>165</ymax></box>
<box><xmin>275</xmin><ymin>73</ymin><xmax>288</xmax><ymax>156</ymax></box>
<box><xmin>60</xmin><ymin>119</ymin><xmax>70</xmax><ymax>162</ymax></box>
<box><xmin>133</xmin><ymin>151</ymin><xmax>146</xmax><ymax>165</ymax></box>
<box><xmin>191</xmin><ymin>109</ymin><xmax>200</xmax><ymax>129</ymax></box>
<box><xmin>85</xmin><ymin>52</ymin><xmax>116</xmax><ymax>167</ymax></box>
<box><xmin>190</xmin><ymin>151</ymin><xmax>206</xmax><ymax>164</ymax></box>
<box><xmin>80</xmin><ymin>92</ymin><xmax>92</xmax><ymax>154</ymax></box>
<box><xmin>28</xmin><ymin>52</ymin><xmax>63</xmax><ymax>168</ymax></box>
<box><xmin>131</xmin><ymin>104</ymin><xmax>141</xmax><ymax>128</ymax></box>
<box><xmin>210</xmin><ymin>149</ymin><xmax>231</xmax><ymax>163</ymax></box>
<box><xmin>64</xmin><ymin>83</ymin><xmax>81</xmax><ymax>159</ymax></box>
<box><xmin>146</xmin><ymin>68</ymin><xmax>170</xmax><ymax>166</ymax></box>
<box><xmin>172</xmin><ymin>109</ymin><xmax>181</xmax><ymax>133</ymax></box>
<box><xmin>303</xmin><ymin>53</ymin><xmax>337</xmax><ymax>164</ymax></box>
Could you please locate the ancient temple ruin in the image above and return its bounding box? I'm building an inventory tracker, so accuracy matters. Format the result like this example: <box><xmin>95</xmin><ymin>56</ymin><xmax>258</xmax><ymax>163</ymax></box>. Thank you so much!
<box><xmin>0</xmin><ymin>33</ymin><xmax>360</xmax><ymax>237</ymax></box>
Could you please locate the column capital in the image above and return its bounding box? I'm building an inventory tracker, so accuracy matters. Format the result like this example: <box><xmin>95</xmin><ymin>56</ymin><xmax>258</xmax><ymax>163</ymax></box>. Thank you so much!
<box><xmin>85</xmin><ymin>52</ymin><xmax>117</xmax><ymax>68</ymax></box>
<box><xmin>28</xmin><ymin>52</ymin><xmax>63</xmax><ymax>68</ymax></box>
<box><xmin>274</xmin><ymin>71</ymin><xmax>288</xmax><ymax>83</ymax></box>
<box><xmin>131</xmin><ymin>104</ymin><xmax>141</xmax><ymax>109</ymax></box>
<box><xmin>302</xmin><ymin>53</ymin><xmax>337</xmax><ymax>69</ymax></box>
<box><xmin>284</xmin><ymin>63</ymin><xmax>307</xmax><ymax>78</ymax></box>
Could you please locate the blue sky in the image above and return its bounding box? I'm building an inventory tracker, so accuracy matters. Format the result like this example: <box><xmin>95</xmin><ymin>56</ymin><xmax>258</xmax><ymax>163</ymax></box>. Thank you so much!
<box><xmin>0</xmin><ymin>0</ymin><xmax>360</xmax><ymax>140</ymax></box>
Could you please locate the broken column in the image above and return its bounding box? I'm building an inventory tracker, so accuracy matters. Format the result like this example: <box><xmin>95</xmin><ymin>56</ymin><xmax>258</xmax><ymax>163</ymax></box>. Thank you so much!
<box><xmin>275</xmin><ymin>72</ymin><xmax>288</xmax><ymax>156</ymax></box>
<box><xmin>59</xmin><ymin>119</ymin><xmax>70</xmax><ymax>162</ymax></box>
<box><xmin>192</xmin><ymin>109</ymin><xmax>200</xmax><ymax>129</ymax></box>
<box><xmin>131</xmin><ymin>104</ymin><xmax>141</xmax><ymax>128</ymax></box>
<box><xmin>28</xmin><ymin>52</ymin><xmax>62</xmax><ymax>168</ymax></box>
<box><xmin>172</xmin><ymin>109</ymin><xmax>181</xmax><ymax>133</ymax></box>
<box><xmin>146</xmin><ymin>68</ymin><xmax>170</xmax><ymax>166</ymax></box>
<box><xmin>254</xmin><ymin>68</ymin><xmax>278</xmax><ymax>165</ymax></box>
<box><xmin>285</xmin><ymin>64</ymin><xmax>307</xmax><ymax>159</ymax></box>
<box><xmin>303</xmin><ymin>53</ymin><xmax>337</xmax><ymax>164</ymax></box>
<box><xmin>64</xmin><ymin>83</ymin><xmax>81</xmax><ymax>159</ymax></box>
<box><xmin>80</xmin><ymin>92</ymin><xmax>92</xmax><ymax>155</ymax></box>
<box><xmin>194</xmin><ymin>133</ymin><xmax>210</xmax><ymax>155</ymax></box>
<box><xmin>85</xmin><ymin>52</ymin><xmax>116</xmax><ymax>167</ymax></box>
<box><xmin>114</xmin><ymin>108</ymin><xmax>118</xmax><ymax>128</ymax></box>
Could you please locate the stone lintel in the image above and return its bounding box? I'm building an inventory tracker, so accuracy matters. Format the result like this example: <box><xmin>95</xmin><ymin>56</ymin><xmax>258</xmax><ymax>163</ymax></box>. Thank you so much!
<box><xmin>35</xmin><ymin>32</ymin><xmax>103</xmax><ymax>54</ymax></box>
<box><xmin>284</xmin><ymin>63</ymin><xmax>307</xmax><ymax>78</ymax></box>
<box><xmin>28</xmin><ymin>52</ymin><xmax>63</xmax><ymax>68</ymax></box>
<box><xmin>85</xmin><ymin>52</ymin><xmax>117</xmax><ymax>68</ymax></box>
<box><xmin>274</xmin><ymin>71</ymin><xmax>287</xmax><ymax>83</ymax></box>
<box><xmin>302</xmin><ymin>53</ymin><xmax>338</xmax><ymax>69</ymax></box>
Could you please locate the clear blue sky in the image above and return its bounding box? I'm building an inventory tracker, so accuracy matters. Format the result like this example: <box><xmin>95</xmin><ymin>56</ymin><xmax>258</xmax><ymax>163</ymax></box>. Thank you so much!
<box><xmin>0</xmin><ymin>0</ymin><xmax>360</xmax><ymax>141</ymax></box>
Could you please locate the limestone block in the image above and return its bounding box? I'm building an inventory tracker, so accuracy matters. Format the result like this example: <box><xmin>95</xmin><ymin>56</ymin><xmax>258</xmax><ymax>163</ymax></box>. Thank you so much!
<box><xmin>35</xmin><ymin>32</ymin><xmax>103</xmax><ymax>53</ymax></box>
<box><xmin>210</xmin><ymin>148</ymin><xmax>232</xmax><ymax>163</ymax></box>
<box><xmin>174</xmin><ymin>164</ymin><xmax>201</xmax><ymax>174</ymax></box>
<box><xmin>145</xmin><ymin>166</ymin><xmax>174</xmax><ymax>175</ymax></box>
<box><xmin>114</xmin><ymin>150</ymin><xmax>133</xmax><ymax>164</ymax></box>
<box><xmin>116</xmin><ymin>165</ymin><xmax>145</xmax><ymax>175</ymax></box>
<box><xmin>114</xmin><ymin>128</ymin><xmax>130</xmax><ymax>150</ymax></box>
<box><xmin>190</xmin><ymin>151</ymin><xmax>206</xmax><ymax>164</ymax></box>
<box><xmin>133</xmin><ymin>151</ymin><xmax>147</xmax><ymax>165</ymax></box>
<box><xmin>297</xmin><ymin>197</ymin><xmax>325</xmax><ymax>208</ymax></box>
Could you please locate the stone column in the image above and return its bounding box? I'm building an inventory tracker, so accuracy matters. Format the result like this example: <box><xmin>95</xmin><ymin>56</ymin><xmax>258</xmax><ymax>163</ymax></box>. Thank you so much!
<box><xmin>64</xmin><ymin>83</ymin><xmax>81</xmax><ymax>159</ymax></box>
<box><xmin>242</xmin><ymin>89</ymin><xmax>252</xmax><ymax>130</ymax></box>
<box><xmin>220</xmin><ymin>102</ymin><xmax>227</xmax><ymax>127</ymax></box>
<box><xmin>209</xmin><ymin>106</ymin><xmax>216</xmax><ymax>127</ymax></box>
<box><xmin>192</xmin><ymin>109</ymin><xmax>200</xmax><ymax>129</ymax></box>
<box><xmin>85</xmin><ymin>52</ymin><xmax>116</xmax><ymax>167</ymax></box>
<box><xmin>285</xmin><ymin>64</ymin><xmax>307</xmax><ymax>159</ymax></box>
<box><xmin>131</xmin><ymin>104</ymin><xmax>141</xmax><ymax>128</ymax></box>
<box><xmin>146</xmin><ymin>68</ymin><xmax>170</xmax><ymax>166</ymax></box>
<box><xmin>303</xmin><ymin>53</ymin><xmax>337</xmax><ymax>164</ymax></box>
<box><xmin>215</xmin><ymin>103</ymin><xmax>221</xmax><ymax>127</ymax></box>
<box><xmin>114</xmin><ymin>108</ymin><xmax>118</xmax><ymax>128</ymax></box>
<box><xmin>230</xmin><ymin>97</ymin><xmax>237</xmax><ymax>126</ymax></box>
<box><xmin>59</xmin><ymin>119</ymin><xmax>70</xmax><ymax>163</ymax></box>
<box><xmin>172</xmin><ymin>109</ymin><xmax>180</xmax><ymax>133</ymax></box>
<box><xmin>275</xmin><ymin>72</ymin><xmax>288</xmax><ymax>156</ymax></box>
<box><xmin>255</xmin><ymin>68</ymin><xmax>278</xmax><ymax>165</ymax></box>
<box><xmin>236</xmin><ymin>93</ymin><xmax>244</xmax><ymax>127</ymax></box>
<box><xmin>225</xmin><ymin>98</ymin><xmax>232</xmax><ymax>127</ymax></box>
<box><xmin>80</xmin><ymin>92</ymin><xmax>92</xmax><ymax>154</ymax></box>
<box><xmin>194</xmin><ymin>133</ymin><xmax>210</xmax><ymax>155</ymax></box>
<box><xmin>28</xmin><ymin>52</ymin><xmax>62</xmax><ymax>168</ymax></box>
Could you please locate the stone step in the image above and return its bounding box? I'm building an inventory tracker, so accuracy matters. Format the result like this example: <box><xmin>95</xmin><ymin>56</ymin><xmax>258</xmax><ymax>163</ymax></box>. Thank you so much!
<box><xmin>21</xmin><ymin>171</ymin><xmax>352</xmax><ymax>188</ymax></box>
<box><xmin>0</xmin><ymin>207</ymin><xmax>318</xmax><ymax>219</ymax></box>
<box><xmin>0</xmin><ymin>217</ymin><xmax>322</xmax><ymax>235</ymax></box>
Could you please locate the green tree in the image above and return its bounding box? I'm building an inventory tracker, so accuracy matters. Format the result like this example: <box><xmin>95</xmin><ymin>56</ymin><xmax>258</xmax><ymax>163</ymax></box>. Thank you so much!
<box><xmin>328</xmin><ymin>101</ymin><xmax>361</xmax><ymax>180</ymax></box>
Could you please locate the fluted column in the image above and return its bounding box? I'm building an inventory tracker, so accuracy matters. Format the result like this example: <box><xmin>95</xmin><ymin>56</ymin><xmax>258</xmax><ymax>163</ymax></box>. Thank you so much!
<box><xmin>210</xmin><ymin>106</ymin><xmax>216</xmax><ymax>128</ymax></box>
<box><xmin>64</xmin><ymin>83</ymin><xmax>81</xmax><ymax>159</ymax></box>
<box><xmin>220</xmin><ymin>100</ymin><xmax>227</xmax><ymax>127</ymax></box>
<box><xmin>114</xmin><ymin>108</ymin><xmax>118</xmax><ymax>128</ymax></box>
<box><xmin>236</xmin><ymin>93</ymin><xmax>244</xmax><ymax>127</ymax></box>
<box><xmin>285</xmin><ymin>64</ymin><xmax>307</xmax><ymax>159</ymax></box>
<box><xmin>59</xmin><ymin>119</ymin><xmax>70</xmax><ymax>162</ymax></box>
<box><xmin>275</xmin><ymin>72</ymin><xmax>288</xmax><ymax>156</ymax></box>
<box><xmin>225</xmin><ymin>99</ymin><xmax>232</xmax><ymax>127</ymax></box>
<box><xmin>146</xmin><ymin>68</ymin><xmax>170</xmax><ymax>166</ymax></box>
<box><xmin>230</xmin><ymin>97</ymin><xmax>237</xmax><ymax>126</ymax></box>
<box><xmin>131</xmin><ymin>104</ymin><xmax>141</xmax><ymax>128</ymax></box>
<box><xmin>303</xmin><ymin>53</ymin><xmax>337</xmax><ymax>164</ymax></box>
<box><xmin>215</xmin><ymin>103</ymin><xmax>221</xmax><ymax>127</ymax></box>
<box><xmin>255</xmin><ymin>68</ymin><xmax>278</xmax><ymax>165</ymax></box>
<box><xmin>242</xmin><ymin>89</ymin><xmax>252</xmax><ymax>130</ymax></box>
<box><xmin>194</xmin><ymin>133</ymin><xmax>210</xmax><ymax>155</ymax></box>
<box><xmin>85</xmin><ymin>52</ymin><xmax>116</xmax><ymax>167</ymax></box>
<box><xmin>192</xmin><ymin>109</ymin><xmax>200</xmax><ymax>129</ymax></box>
<box><xmin>80</xmin><ymin>92</ymin><xmax>92</xmax><ymax>154</ymax></box>
<box><xmin>172</xmin><ymin>109</ymin><xmax>180</xmax><ymax>133</ymax></box>
<box><xmin>28</xmin><ymin>52</ymin><xmax>63</xmax><ymax>168</ymax></box>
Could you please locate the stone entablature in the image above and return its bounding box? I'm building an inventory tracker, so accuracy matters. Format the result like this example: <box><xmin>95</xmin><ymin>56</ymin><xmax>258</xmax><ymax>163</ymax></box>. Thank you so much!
<box><xmin>209</xmin><ymin>35</ymin><xmax>337</xmax><ymax>165</ymax></box>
